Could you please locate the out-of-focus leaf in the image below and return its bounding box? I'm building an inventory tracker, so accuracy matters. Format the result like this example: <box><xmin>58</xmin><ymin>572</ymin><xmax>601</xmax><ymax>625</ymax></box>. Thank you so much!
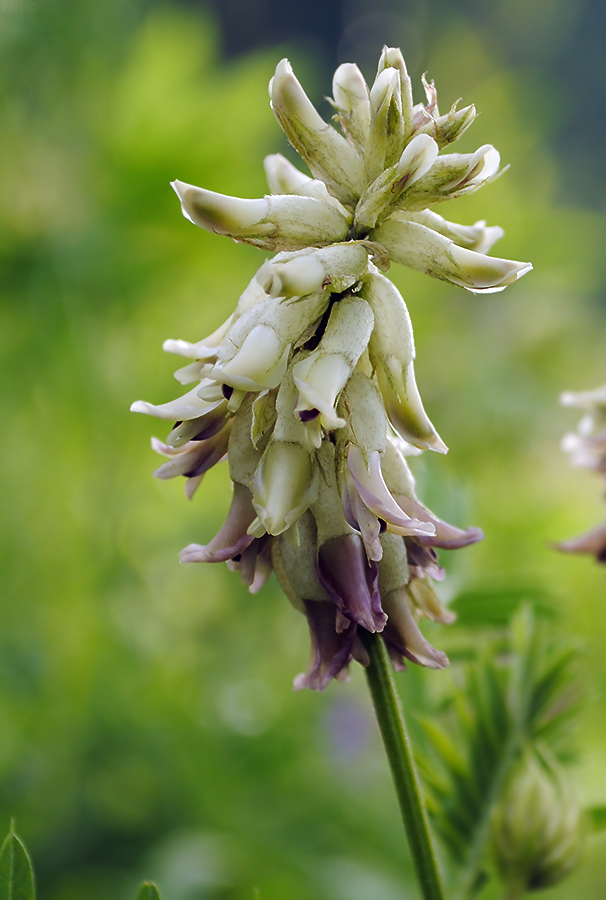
<box><xmin>135</xmin><ymin>883</ymin><xmax>162</xmax><ymax>900</ymax></box>
<box><xmin>587</xmin><ymin>806</ymin><xmax>606</xmax><ymax>833</ymax></box>
<box><xmin>422</xmin><ymin>609</ymin><xmax>582</xmax><ymax>896</ymax></box>
<box><xmin>0</xmin><ymin>828</ymin><xmax>35</xmax><ymax>900</ymax></box>
<box><xmin>450</xmin><ymin>586</ymin><xmax>556</xmax><ymax>628</ymax></box>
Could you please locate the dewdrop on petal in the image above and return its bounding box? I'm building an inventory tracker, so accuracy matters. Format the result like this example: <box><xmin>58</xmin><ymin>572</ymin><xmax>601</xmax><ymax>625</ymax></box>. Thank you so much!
<box><xmin>133</xmin><ymin>46</ymin><xmax>531</xmax><ymax>689</ymax></box>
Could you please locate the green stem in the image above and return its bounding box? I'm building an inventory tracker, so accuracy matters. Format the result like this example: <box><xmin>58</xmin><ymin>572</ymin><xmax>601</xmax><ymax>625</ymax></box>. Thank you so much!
<box><xmin>361</xmin><ymin>631</ymin><xmax>445</xmax><ymax>900</ymax></box>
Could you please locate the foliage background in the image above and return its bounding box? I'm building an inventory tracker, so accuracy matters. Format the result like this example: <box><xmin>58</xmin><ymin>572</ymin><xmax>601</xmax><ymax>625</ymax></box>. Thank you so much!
<box><xmin>1</xmin><ymin>0</ymin><xmax>606</xmax><ymax>897</ymax></box>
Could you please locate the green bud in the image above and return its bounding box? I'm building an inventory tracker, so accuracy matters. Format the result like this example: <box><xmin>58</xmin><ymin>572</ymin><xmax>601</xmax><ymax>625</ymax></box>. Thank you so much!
<box><xmin>492</xmin><ymin>753</ymin><xmax>584</xmax><ymax>893</ymax></box>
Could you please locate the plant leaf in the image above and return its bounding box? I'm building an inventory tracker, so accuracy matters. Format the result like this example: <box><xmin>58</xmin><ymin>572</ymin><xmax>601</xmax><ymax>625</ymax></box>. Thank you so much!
<box><xmin>587</xmin><ymin>806</ymin><xmax>606</xmax><ymax>833</ymax></box>
<box><xmin>0</xmin><ymin>828</ymin><xmax>35</xmax><ymax>900</ymax></box>
<box><xmin>135</xmin><ymin>883</ymin><xmax>162</xmax><ymax>900</ymax></box>
<box><xmin>421</xmin><ymin>607</ymin><xmax>582</xmax><ymax>897</ymax></box>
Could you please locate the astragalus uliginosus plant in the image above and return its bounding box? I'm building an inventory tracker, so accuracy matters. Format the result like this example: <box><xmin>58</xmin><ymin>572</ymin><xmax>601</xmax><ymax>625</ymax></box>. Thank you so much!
<box><xmin>132</xmin><ymin>47</ymin><xmax>532</xmax><ymax>900</ymax></box>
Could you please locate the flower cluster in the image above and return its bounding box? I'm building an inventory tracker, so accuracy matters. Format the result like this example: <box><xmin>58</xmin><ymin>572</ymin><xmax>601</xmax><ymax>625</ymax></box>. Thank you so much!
<box><xmin>557</xmin><ymin>384</ymin><xmax>606</xmax><ymax>563</ymax></box>
<box><xmin>132</xmin><ymin>48</ymin><xmax>531</xmax><ymax>689</ymax></box>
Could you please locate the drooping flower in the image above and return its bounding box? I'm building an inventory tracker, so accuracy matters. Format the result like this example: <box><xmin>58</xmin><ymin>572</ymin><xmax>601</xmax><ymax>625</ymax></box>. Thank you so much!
<box><xmin>556</xmin><ymin>384</ymin><xmax>606</xmax><ymax>563</ymax></box>
<box><xmin>132</xmin><ymin>47</ymin><xmax>530</xmax><ymax>688</ymax></box>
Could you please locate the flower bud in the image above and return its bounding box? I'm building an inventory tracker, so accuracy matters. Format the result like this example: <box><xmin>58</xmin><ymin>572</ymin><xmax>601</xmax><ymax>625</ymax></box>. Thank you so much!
<box><xmin>249</xmin><ymin>374</ymin><xmax>319</xmax><ymax>535</ymax></box>
<box><xmin>250</xmin><ymin>440</ymin><xmax>319</xmax><ymax>536</ymax></box>
<box><xmin>293</xmin><ymin>293</ymin><xmax>374</xmax><ymax>433</ymax></box>
<box><xmin>400</xmin><ymin>145</ymin><xmax>501</xmax><ymax>210</ymax></box>
<box><xmin>371</xmin><ymin>216</ymin><xmax>532</xmax><ymax>293</ymax></box>
<box><xmin>376</xmin><ymin>46</ymin><xmax>414</xmax><ymax>139</ymax></box>
<box><xmin>366</xmin><ymin>67</ymin><xmax>405</xmax><ymax>181</ymax></box>
<box><xmin>336</xmin><ymin>370</ymin><xmax>389</xmax><ymax>455</ymax></box>
<box><xmin>360</xmin><ymin>271</ymin><xmax>446</xmax><ymax>452</ymax></box>
<box><xmin>331</xmin><ymin>63</ymin><xmax>371</xmax><ymax>147</ymax></box>
<box><xmin>354</xmin><ymin>134</ymin><xmax>439</xmax><ymax>232</ymax></box>
<box><xmin>491</xmin><ymin>753</ymin><xmax>584</xmax><ymax>892</ymax></box>
<box><xmin>256</xmin><ymin>243</ymin><xmax>369</xmax><ymax>299</ymax></box>
<box><xmin>211</xmin><ymin>287</ymin><xmax>331</xmax><ymax>391</ymax></box>
<box><xmin>269</xmin><ymin>59</ymin><xmax>367</xmax><ymax>205</ymax></box>
<box><xmin>172</xmin><ymin>180</ymin><xmax>351</xmax><ymax>251</ymax></box>
<box><xmin>414</xmin><ymin>97</ymin><xmax>477</xmax><ymax>149</ymax></box>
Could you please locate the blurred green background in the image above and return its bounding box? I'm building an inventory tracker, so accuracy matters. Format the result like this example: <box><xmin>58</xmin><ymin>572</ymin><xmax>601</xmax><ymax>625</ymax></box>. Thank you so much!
<box><xmin>2</xmin><ymin>1</ymin><xmax>606</xmax><ymax>897</ymax></box>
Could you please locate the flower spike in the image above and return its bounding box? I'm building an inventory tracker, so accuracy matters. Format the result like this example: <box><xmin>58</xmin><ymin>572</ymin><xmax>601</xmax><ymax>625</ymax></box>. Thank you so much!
<box><xmin>134</xmin><ymin>45</ymin><xmax>527</xmax><ymax>689</ymax></box>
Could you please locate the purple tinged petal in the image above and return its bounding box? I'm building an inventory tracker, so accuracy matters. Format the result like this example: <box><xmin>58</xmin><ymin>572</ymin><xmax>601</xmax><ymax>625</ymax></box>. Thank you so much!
<box><xmin>340</xmin><ymin>463</ymin><xmax>383</xmax><ymax>561</ymax></box>
<box><xmin>556</xmin><ymin>521</ymin><xmax>606</xmax><ymax>563</ymax></box>
<box><xmin>316</xmin><ymin>533</ymin><xmax>386</xmax><ymax>633</ymax></box>
<box><xmin>382</xmin><ymin>587</ymin><xmax>449</xmax><ymax>669</ymax></box>
<box><xmin>153</xmin><ymin>424</ymin><xmax>231</xmax><ymax>481</ymax></box>
<box><xmin>394</xmin><ymin>493</ymin><xmax>484</xmax><ymax>549</ymax></box>
<box><xmin>348</xmin><ymin>447</ymin><xmax>435</xmax><ymax>537</ymax></box>
<box><xmin>236</xmin><ymin>535</ymin><xmax>274</xmax><ymax>593</ymax></box>
<box><xmin>406</xmin><ymin>539</ymin><xmax>445</xmax><ymax>581</ymax></box>
<box><xmin>294</xmin><ymin>601</ymin><xmax>357</xmax><ymax>691</ymax></box>
<box><xmin>179</xmin><ymin>483</ymin><xmax>256</xmax><ymax>563</ymax></box>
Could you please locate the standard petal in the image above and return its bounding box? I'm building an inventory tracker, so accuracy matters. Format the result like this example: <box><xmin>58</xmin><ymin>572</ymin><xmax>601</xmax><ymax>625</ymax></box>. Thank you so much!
<box><xmin>269</xmin><ymin>58</ymin><xmax>367</xmax><ymax>205</ymax></box>
<box><xmin>371</xmin><ymin>217</ymin><xmax>532</xmax><ymax>293</ymax></box>
<box><xmin>172</xmin><ymin>180</ymin><xmax>351</xmax><ymax>251</ymax></box>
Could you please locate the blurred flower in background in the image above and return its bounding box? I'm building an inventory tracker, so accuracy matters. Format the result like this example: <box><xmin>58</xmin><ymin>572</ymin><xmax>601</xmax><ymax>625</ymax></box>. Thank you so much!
<box><xmin>557</xmin><ymin>384</ymin><xmax>606</xmax><ymax>562</ymax></box>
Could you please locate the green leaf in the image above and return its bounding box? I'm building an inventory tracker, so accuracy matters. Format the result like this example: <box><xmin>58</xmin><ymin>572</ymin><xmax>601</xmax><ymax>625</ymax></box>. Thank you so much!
<box><xmin>135</xmin><ymin>884</ymin><xmax>162</xmax><ymax>900</ymax></box>
<box><xmin>450</xmin><ymin>585</ymin><xmax>556</xmax><ymax>629</ymax></box>
<box><xmin>422</xmin><ymin>611</ymin><xmax>582</xmax><ymax>897</ymax></box>
<box><xmin>0</xmin><ymin>827</ymin><xmax>35</xmax><ymax>900</ymax></box>
<box><xmin>587</xmin><ymin>806</ymin><xmax>606</xmax><ymax>833</ymax></box>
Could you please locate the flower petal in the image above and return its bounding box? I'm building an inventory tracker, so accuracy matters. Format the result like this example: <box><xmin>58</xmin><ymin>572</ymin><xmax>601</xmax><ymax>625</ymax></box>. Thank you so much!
<box><xmin>382</xmin><ymin>587</ymin><xmax>449</xmax><ymax>668</ymax></box>
<box><xmin>179</xmin><ymin>483</ymin><xmax>256</xmax><ymax>563</ymax></box>
<box><xmin>316</xmin><ymin>533</ymin><xmax>386</xmax><ymax>633</ymax></box>
<box><xmin>172</xmin><ymin>180</ymin><xmax>351</xmax><ymax>251</ymax></box>
<box><xmin>293</xmin><ymin>601</ymin><xmax>357</xmax><ymax>691</ymax></box>
<box><xmin>370</xmin><ymin>217</ymin><xmax>532</xmax><ymax>293</ymax></box>
<box><xmin>348</xmin><ymin>446</ymin><xmax>435</xmax><ymax>537</ymax></box>
<box><xmin>269</xmin><ymin>58</ymin><xmax>367</xmax><ymax>205</ymax></box>
<box><xmin>556</xmin><ymin>522</ymin><xmax>606</xmax><ymax>563</ymax></box>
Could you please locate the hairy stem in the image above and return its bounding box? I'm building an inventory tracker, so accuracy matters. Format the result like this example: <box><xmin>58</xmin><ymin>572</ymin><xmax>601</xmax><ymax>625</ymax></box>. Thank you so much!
<box><xmin>361</xmin><ymin>631</ymin><xmax>445</xmax><ymax>900</ymax></box>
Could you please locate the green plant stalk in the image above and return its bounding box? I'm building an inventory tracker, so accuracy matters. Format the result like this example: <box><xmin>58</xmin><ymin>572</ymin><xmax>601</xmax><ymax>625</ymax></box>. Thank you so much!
<box><xmin>361</xmin><ymin>631</ymin><xmax>445</xmax><ymax>900</ymax></box>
